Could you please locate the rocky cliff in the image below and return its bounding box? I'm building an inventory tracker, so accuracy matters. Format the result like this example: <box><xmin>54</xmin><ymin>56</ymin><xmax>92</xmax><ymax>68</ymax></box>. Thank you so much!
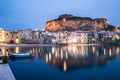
<box><xmin>46</xmin><ymin>14</ymin><xmax>115</xmax><ymax>32</ymax></box>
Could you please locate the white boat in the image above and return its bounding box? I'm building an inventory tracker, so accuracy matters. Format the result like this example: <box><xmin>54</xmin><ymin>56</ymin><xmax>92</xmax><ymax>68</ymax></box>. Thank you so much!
<box><xmin>9</xmin><ymin>53</ymin><xmax>31</xmax><ymax>58</ymax></box>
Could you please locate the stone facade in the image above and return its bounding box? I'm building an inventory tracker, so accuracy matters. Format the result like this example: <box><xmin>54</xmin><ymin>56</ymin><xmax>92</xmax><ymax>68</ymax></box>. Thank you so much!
<box><xmin>0</xmin><ymin>28</ymin><xmax>12</xmax><ymax>43</ymax></box>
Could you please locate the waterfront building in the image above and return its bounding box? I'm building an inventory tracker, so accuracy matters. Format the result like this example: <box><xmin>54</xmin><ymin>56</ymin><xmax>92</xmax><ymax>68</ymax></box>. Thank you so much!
<box><xmin>0</xmin><ymin>28</ymin><xmax>12</xmax><ymax>43</ymax></box>
<box><xmin>32</xmin><ymin>30</ymin><xmax>44</xmax><ymax>44</ymax></box>
<box><xmin>10</xmin><ymin>32</ymin><xmax>17</xmax><ymax>43</ymax></box>
<box><xmin>15</xmin><ymin>29</ymin><xmax>33</xmax><ymax>43</ymax></box>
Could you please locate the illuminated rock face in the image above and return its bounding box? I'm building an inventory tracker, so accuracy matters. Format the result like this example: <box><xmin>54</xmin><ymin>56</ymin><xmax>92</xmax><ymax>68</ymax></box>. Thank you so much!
<box><xmin>46</xmin><ymin>14</ymin><xmax>108</xmax><ymax>31</ymax></box>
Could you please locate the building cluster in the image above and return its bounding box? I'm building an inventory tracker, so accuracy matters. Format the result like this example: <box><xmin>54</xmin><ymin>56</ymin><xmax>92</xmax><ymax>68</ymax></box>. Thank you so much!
<box><xmin>0</xmin><ymin>28</ymin><xmax>120</xmax><ymax>44</ymax></box>
<box><xmin>0</xmin><ymin>28</ymin><xmax>45</xmax><ymax>44</ymax></box>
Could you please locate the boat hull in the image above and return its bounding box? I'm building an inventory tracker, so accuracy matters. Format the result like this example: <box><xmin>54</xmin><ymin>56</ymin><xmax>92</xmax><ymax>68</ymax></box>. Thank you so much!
<box><xmin>9</xmin><ymin>53</ymin><xmax>31</xmax><ymax>58</ymax></box>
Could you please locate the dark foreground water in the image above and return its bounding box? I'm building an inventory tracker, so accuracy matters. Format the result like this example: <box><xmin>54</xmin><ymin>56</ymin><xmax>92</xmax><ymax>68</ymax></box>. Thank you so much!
<box><xmin>1</xmin><ymin>45</ymin><xmax>120</xmax><ymax>80</ymax></box>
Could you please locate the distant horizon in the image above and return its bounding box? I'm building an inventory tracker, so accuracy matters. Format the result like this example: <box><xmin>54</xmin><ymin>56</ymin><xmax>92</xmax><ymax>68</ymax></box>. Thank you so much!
<box><xmin>0</xmin><ymin>0</ymin><xmax>120</xmax><ymax>31</ymax></box>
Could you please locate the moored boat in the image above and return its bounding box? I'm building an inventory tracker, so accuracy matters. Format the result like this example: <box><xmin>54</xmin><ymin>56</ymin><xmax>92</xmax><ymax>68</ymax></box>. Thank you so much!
<box><xmin>9</xmin><ymin>53</ymin><xmax>31</xmax><ymax>58</ymax></box>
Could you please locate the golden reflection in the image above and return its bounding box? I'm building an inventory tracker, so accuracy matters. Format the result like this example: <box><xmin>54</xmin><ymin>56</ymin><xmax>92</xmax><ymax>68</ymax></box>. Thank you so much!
<box><xmin>46</xmin><ymin>54</ymin><xmax>48</xmax><ymax>63</ymax></box>
<box><xmin>73</xmin><ymin>46</ymin><xmax>77</xmax><ymax>54</ymax></box>
<box><xmin>109</xmin><ymin>48</ymin><xmax>112</xmax><ymax>57</ymax></box>
<box><xmin>52</xmin><ymin>47</ymin><xmax>55</xmax><ymax>54</ymax></box>
<box><xmin>92</xmin><ymin>46</ymin><xmax>95</xmax><ymax>53</ymax></box>
<box><xmin>15</xmin><ymin>47</ymin><xmax>20</xmax><ymax>53</ymax></box>
<box><xmin>55</xmin><ymin>51</ymin><xmax>58</xmax><ymax>58</ymax></box>
<box><xmin>63</xmin><ymin>61</ymin><xmax>67</xmax><ymax>72</ymax></box>
<box><xmin>2</xmin><ymin>47</ymin><xmax>6</xmax><ymax>56</ymax></box>
<box><xmin>116</xmin><ymin>47</ymin><xmax>120</xmax><ymax>55</ymax></box>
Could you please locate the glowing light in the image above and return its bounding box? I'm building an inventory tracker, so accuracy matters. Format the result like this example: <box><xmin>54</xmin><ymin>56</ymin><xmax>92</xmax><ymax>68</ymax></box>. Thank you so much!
<box><xmin>46</xmin><ymin>54</ymin><xmax>48</xmax><ymax>63</ymax></box>
<box><xmin>116</xmin><ymin>47</ymin><xmax>120</xmax><ymax>55</ymax></box>
<box><xmin>116</xmin><ymin>35</ymin><xmax>120</xmax><ymax>40</ymax></box>
<box><xmin>63</xmin><ymin>18</ymin><xmax>66</xmax><ymax>22</ymax></box>
<box><xmin>61</xmin><ymin>52</ymin><xmax>63</xmax><ymax>60</ymax></box>
<box><xmin>15</xmin><ymin>38</ymin><xmax>20</xmax><ymax>44</ymax></box>
<box><xmin>92</xmin><ymin>38</ymin><xmax>95</xmax><ymax>41</ymax></box>
<box><xmin>55</xmin><ymin>51</ymin><xmax>58</xmax><ymax>57</ymax></box>
<box><xmin>109</xmin><ymin>48</ymin><xmax>112</xmax><ymax>57</ymax></box>
<box><xmin>73</xmin><ymin>46</ymin><xmax>77</xmax><ymax>54</ymax></box>
<box><xmin>52</xmin><ymin>47</ymin><xmax>55</xmax><ymax>54</ymax></box>
<box><xmin>15</xmin><ymin>47</ymin><xmax>20</xmax><ymax>53</ymax></box>
<box><xmin>49</xmin><ymin>52</ymin><xmax>51</xmax><ymax>60</ymax></box>
<box><xmin>72</xmin><ymin>38</ymin><xmax>77</xmax><ymax>43</ymax></box>
<box><xmin>92</xmin><ymin>46</ymin><xmax>95</xmax><ymax>53</ymax></box>
<box><xmin>1</xmin><ymin>47</ymin><xmax>6</xmax><ymax>56</ymax></box>
<box><xmin>63</xmin><ymin>61</ymin><xmax>67</xmax><ymax>72</ymax></box>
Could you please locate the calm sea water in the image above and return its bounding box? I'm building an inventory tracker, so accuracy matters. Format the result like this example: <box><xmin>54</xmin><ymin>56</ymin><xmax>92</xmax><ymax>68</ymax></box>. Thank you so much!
<box><xmin>1</xmin><ymin>45</ymin><xmax>120</xmax><ymax>80</ymax></box>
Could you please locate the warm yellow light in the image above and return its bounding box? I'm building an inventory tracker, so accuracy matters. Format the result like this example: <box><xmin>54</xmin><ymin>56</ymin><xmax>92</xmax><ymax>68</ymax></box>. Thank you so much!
<box><xmin>92</xmin><ymin>46</ymin><xmax>95</xmax><ymax>53</ymax></box>
<box><xmin>15</xmin><ymin>47</ymin><xmax>20</xmax><ymax>53</ymax></box>
<box><xmin>92</xmin><ymin>38</ymin><xmax>95</xmax><ymax>41</ymax></box>
<box><xmin>46</xmin><ymin>54</ymin><xmax>48</xmax><ymax>63</ymax></box>
<box><xmin>1</xmin><ymin>47</ymin><xmax>6</xmax><ymax>56</ymax></box>
<box><xmin>63</xmin><ymin>18</ymin><xmax>66</xmax><ymax>22</ymax></box>
<box><xmin>15</xmin><ymin>38</ymin><xmax>20</xmax><ymax>44</ymax></box>
<box><xmin>116</xmin><ymin>36</ymin><xmax>120</xmax><ymax>40</ymax></box>
<box><xmin>117</xmin><ymin>47</ymin><xmax>120</xmax><ymax>55</ymax></box>
<box><xmin>109</xmin><ymin>48</ymin><xmax>112</xmax><ymax>57</ymax></box>
<box><xmin>52</xmin><ymin>47</ymin><xmax>55</xmax><ymax>54</ymax></box>
<box><xmin>63</xmin><ymin>61</ymin><xmax>67</xmax><ymax>72</ymax></box>
<box><xmin>73</xmin><ymin>46</ymin><xmax>77</xmax><ymax>54</ymax></box>
<box><xmin>55</xmin><ymin>51</ymin><xmax>58</xmax><ymax>57</ymax></box>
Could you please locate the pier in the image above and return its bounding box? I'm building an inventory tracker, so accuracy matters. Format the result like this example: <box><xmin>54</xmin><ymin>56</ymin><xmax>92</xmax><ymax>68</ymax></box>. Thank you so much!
<box><xmin>0</xmin><ymin>49</ymin><xmax>16</xmax><ymax>80</ymax></box>
<box><xmin>0</xmin><ymin>64</ymin><xmax>16</xmax><ymax>80</ymax></box>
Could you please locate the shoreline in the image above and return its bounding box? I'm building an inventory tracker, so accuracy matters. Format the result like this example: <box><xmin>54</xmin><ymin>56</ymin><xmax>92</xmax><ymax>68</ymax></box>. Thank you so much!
<box><xmin>0</xmin><ymin>43</ymin><xmax>115</xmax><ymax>47</ymax></box>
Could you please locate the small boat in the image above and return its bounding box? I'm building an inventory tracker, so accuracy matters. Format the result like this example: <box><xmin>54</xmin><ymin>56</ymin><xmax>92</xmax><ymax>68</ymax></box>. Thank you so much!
<box><xmin>9</xmin><ymin>53</ymin><xmax>31</xmax><ymax>58</ymax></box>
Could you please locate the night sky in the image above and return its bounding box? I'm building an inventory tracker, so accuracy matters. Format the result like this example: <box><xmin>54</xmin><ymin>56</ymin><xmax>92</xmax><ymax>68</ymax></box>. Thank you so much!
<box><xmin>0</xmin><ymin>0</ymin><xmax>120</xmax><ymax>31</ymax></box>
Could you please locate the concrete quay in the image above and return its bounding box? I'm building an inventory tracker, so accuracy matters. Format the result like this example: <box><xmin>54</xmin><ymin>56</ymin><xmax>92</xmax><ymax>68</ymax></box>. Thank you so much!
<box><xmin>0</xmin><ymin>64</ymin><xmax>15</xmax><ymax>80</ymax></box>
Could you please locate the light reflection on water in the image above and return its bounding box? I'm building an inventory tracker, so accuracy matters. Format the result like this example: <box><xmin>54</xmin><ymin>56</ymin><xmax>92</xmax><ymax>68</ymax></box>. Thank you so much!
<box><xmin>0</xmin><ymin>45</ymin><xmax>120</xmax><ymax>71</ymax></box>
<box><xmin>1</xmin><ymin>45</ymin><xmax>120</xmax><ymax>80</ymax></box>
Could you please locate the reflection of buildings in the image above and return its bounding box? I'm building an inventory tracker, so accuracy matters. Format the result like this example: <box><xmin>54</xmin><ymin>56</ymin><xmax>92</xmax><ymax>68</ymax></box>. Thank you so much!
<box><xmin>43</xmin><ymin>46</ymin><xmax>120</xmax><ymax>72</ymax></box>
<box><xmin>0</xmin><ymin>45</ymin><xmax>120</xmax><ymax>72</ymax></box>
<box><xmin>24</xmin><ymin>45</ymin><xmax>120</xmax><ymax>72</ymax></box>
